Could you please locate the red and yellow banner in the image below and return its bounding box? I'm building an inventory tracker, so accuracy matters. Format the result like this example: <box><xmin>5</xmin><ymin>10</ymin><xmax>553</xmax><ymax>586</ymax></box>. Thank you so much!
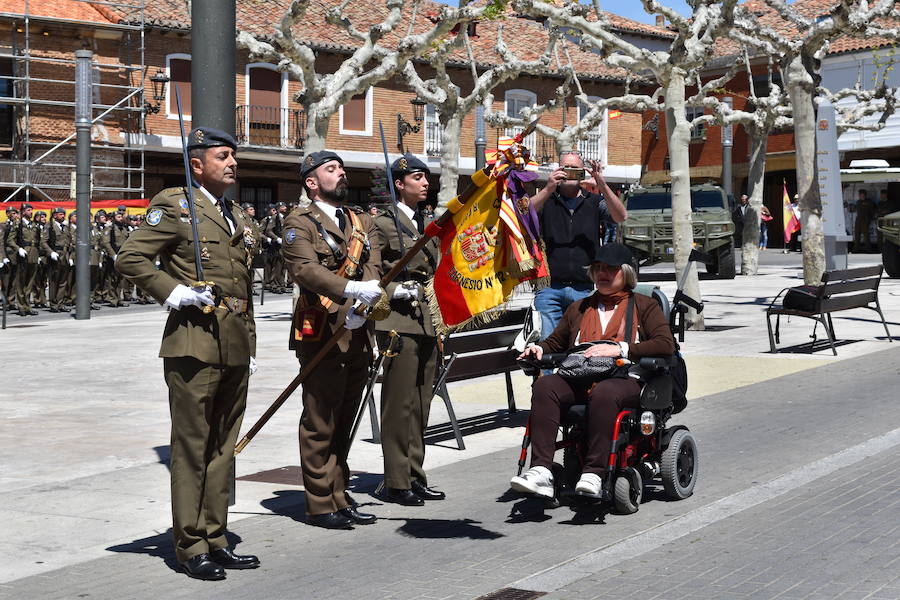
<box><xmin>426</xmin><ymin>168</ymin><xmax>547</xmax><ymax>332</ymax></box>
<box><xmin>782</xmin><ymin>182</ymin><xmax>800</xmax><ymax>244</ymax></box>
<box><xmin>0</xmin><ymin>199</ymin><xmax>149</xmax><ymax>223</ymax></box>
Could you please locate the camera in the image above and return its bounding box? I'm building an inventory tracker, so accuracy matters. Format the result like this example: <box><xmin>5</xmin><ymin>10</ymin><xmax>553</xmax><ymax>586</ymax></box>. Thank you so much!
<box><xmin>563</xmin><ymin>167</ymin><xmax>585</xmax><ymax>180</ymax></box>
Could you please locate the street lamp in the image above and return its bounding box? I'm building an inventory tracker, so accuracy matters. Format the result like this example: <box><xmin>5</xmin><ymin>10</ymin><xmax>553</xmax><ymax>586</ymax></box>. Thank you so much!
<box><xmin>397</xmin><ymin>96</ymin><xmax>426</xmax><ymax>151</ymax></box>
<box><xmin>144</xmin><ymin>70</ymin><xmax>170</xmax><ymax>114</ymax></box>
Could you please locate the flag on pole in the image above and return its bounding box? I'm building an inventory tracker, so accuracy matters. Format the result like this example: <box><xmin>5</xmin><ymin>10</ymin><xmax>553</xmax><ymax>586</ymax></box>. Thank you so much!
<box><xmin>426</xmin><ymin>133</ymin><xmax>548</xmax><ymax>332</ymax></box>
<box><xmin>782</xmin><ymin>181</ymin><xmax>800</xmax><ymax>244</ymax></box>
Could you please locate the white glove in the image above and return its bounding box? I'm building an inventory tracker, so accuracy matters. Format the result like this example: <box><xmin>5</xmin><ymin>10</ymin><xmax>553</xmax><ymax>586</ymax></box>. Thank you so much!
<box><xmin>344</xmin><ymin>279</ymin><xmax>383</xmax><ymax>305</ymax></box>
<box><xmin>113</xmin><ymin>254</ymin><xmax>117</xmax><ymax>261</ymax></box>
<box><xmin>18</xmin><ymin>247</ymin><xmax>26</xmax><ymax>258</ymax></box>
<box><xmin>345</xmin><ymin>304</ymin><xmax>367</xmax><ymax>330</ymax></box>
<box><xmin>50</xmin><ymin>251</ymin><xmax>59</xmax><ymax>261</ymax></box>
<box><xmin>265</xmin><ymin>236</ymin><xmax>272</xmax><ymax>243</ymax></box>
<box><xmin>392</xmin><ymin>282</ymin><xmax>419</xmax><ymax>302</ymax></box>
<box><xmin>164</xmin><ymin>284</ymin><xmax>215</xmax><ymax>310</ymax></box>
<box><xmin>68</xmin><ymin>258</ymin><xmax>74</xmax><ymax>267</ymax></box>
<box><xmin>249</xmin><ymin>356</ymin><xmax>257</xmax><ymax>376</ymax></box>
<box><xmin>2</xmin><ymin>257</ymin><xmax>9</xmax><ymax>265</ymax></box>
<box><xmin>276</xmin><ymin>237</ymin><xmax>282</xmax><ymax>245</ymax></box>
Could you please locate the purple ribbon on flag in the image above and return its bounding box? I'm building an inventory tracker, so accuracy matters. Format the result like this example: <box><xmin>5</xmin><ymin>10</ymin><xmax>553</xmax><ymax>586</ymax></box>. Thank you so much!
<box><xmin>505</xmin><ymin>168</ymin><xmax>541</xmax><ymax>243</ymax></box>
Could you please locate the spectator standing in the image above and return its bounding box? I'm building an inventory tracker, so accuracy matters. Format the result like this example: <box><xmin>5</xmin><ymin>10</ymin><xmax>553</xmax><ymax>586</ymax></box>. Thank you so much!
<box><xmin>759</xmin><ymin>205</ymin><xmax>772</xmax><ymax>249</ymax></box>
<box><xmin>530</xmin><ymin>151</ymin><xmax>627</xmax><ymax>337</ymax></box>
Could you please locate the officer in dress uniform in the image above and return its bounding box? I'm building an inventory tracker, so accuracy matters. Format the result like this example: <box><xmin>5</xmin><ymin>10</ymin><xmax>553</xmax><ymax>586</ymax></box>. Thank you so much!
<box><xmin>374</xmin><ymin>154</ymin><xmax>445</xmax><ymax>506</ymax></box>
<box><xmin>281</xmin><ymin>150</ymin><xmax>383</xmax><ymax>530</ymax></box>
<box><xmin>116</xmin><ymin>127</ymin><xmax>260</xmax><ymax>581</ymax></box>
<box><xmin>263</xmin><ymin>202</ymin><xmax>285</xmax><ymax>292</ymax></box>
<box><xmin>1</xmin><ymin>206</ymin><xmax>19</xmax><ymax>310</ymax></box>
<box><xmin>33</xmin><ymin>211</ymin><xmax>49</xmax><ymax>308</ymax></box>
<box><xmin>10</xmin><ymin>203</ymin><xmax>40</xmax><ymax>316</ymax></box>
<box><xmin>41</xmin><ymin>207</ymin><xmax>70</xmax><ymax>312</ymax></box>
<box><xmin>91</xmin><ymin>210</ymin><xmax>109</xmax><ymax>306</ymax></box>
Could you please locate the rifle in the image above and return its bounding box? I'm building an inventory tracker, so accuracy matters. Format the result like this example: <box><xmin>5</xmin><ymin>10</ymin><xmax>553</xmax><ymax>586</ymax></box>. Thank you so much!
<box><xmin>378</xmin><ymin>121</ymin><xmax>406</xmax><ymax>276</ymax></box>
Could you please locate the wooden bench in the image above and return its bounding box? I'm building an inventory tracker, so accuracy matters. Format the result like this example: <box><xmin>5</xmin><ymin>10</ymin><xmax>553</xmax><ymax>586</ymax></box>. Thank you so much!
<box><xmin>766</xmin><ymin>265</ymin><xmax>892</xmax><ymax>355</ymax></box>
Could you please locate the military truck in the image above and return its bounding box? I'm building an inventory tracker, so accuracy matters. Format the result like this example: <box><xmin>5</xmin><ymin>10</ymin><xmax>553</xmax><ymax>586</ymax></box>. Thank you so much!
<box><xmin>621</xmin><ymin>183</ymin><xmax>736</xmax><ymax>279</ymax></box>
<box><xmin>877</xmin><ymin>211</ymin><xmax>900</xmax><ymax>277</ymax></box>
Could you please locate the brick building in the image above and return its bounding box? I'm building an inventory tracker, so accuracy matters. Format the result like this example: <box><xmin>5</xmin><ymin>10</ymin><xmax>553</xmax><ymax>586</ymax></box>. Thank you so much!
<box><xmin>1</xmin><ymin>0</ymin><xmax>673</xmax><ymax>210</ymax></box>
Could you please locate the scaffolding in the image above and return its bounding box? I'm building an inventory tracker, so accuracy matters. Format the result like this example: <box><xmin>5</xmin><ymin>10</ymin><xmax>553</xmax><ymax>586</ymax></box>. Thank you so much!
<box><xmin>0</xmin><ymin>0</ymin><xmax>146</xmax><ymax>203</ymax></box>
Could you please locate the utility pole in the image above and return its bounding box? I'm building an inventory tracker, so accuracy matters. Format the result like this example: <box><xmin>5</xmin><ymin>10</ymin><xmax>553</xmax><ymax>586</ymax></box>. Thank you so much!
<box><xmin>74</xmin><ymin>50</ymin><xmax>93</xmax><ymax>320</ymax></box>
<box><xmin>475</xmin><ymin>105</ymin><xmax>486</xmax><ymax>171</ymax></box>
<box><xmin>721</xmin><ymin>96</ymin><xmax>733</xmax><ymax>199</ymax></box>
<box><xmin>191</xmin><ymin>0</ymin><xmax>236</xmax><ymax>139</ymax></box>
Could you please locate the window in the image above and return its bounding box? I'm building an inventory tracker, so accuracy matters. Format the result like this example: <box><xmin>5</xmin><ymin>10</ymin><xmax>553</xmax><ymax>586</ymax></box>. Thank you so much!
<box><xmin>246</xmin><ymin>64</ymin><xmax>285</xmax><ymax>146</ymax></box>
<box><xmin>0</xmin><ymin>57</ymin><xmax>14</xmax><ymax>148</ymax></box>
<box><xmin>504</xmin><ymin>89</ymin><xmax>537</xmax><ymax>155</ymax></box>
<box><xmin>424</xmin><ymin>104</ymin><xmax>442</xmax><ymax>157</ymax></box>
<box><xmin>166</xmin><ymin>54</ymin><xmax>191</xmax><ymax>118</ymax></box>
<box><xmin>577</xmin><ymin>98</ymin><xmax>608</xmax><ymax>164</ymax></box>
<box><xmin>685</xmin><ymin>106</ymin><xmax>705</xmax><ymax>141</ymax></box>
<box><xmin>339</xmin><ymin>87</ymin><xmax>372</xmax><ymax>136</ymax></box>
<box><xmin>240</xmin><ymin>181</ymin><xmax>275</xmax><ymax>213</ymax></box>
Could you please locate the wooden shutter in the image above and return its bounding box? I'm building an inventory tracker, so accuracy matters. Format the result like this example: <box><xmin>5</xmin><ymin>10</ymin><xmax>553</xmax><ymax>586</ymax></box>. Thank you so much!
<box><xmin>168</xmin><ymin>58</ymin><xmax>191</xmax><ymax>116</ymax></box>
<box><xmin>342</xmin><ymin>91</ymin><xmax>367</xmax><ymax>132</ymax></box>
<box><xmin>249</xmin><ymin>67</ymin><xmax>280</xmax><ymax>124</ymax></box>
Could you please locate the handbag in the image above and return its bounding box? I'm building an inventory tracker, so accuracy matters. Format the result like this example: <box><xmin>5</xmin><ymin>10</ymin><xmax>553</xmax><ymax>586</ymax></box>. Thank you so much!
<box><xmin>557</xmin><ymin>297</ymin><xmax>635</xmax><ymax>381</ymax></box>
<box><xmin>783</xmin><ymin>285</ymin><xmax>822</xmax><ymax>313</ymax></box>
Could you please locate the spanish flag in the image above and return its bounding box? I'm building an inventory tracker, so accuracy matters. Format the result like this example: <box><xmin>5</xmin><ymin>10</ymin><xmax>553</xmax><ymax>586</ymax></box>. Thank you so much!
<box><xmin>426</xmin><ymin>168</ymin><xmax>547</xmax><ymax>332</ymax></box>
<box><xmin>782</xmin><ymin>181</ymin><xmax>800</xmax><ymax>244</ymax></box>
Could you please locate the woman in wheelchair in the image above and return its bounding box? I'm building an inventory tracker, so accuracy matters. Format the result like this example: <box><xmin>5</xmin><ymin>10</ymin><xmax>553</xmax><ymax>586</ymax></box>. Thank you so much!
<box><xmin>511</xmin><ymin>243</ymin><xmax>675</xmax><ymax>498</ymax></box>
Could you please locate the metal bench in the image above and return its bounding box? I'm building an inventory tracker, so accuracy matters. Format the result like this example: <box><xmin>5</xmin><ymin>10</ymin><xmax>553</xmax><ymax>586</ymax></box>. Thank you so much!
<box><xmin>766</xmin><ymin>264</ymin><xmax>892</xmax><ymax>355</ymax></box>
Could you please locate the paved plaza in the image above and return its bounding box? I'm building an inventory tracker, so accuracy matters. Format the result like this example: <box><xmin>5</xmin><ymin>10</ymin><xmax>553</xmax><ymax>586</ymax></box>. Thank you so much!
<box><xmin>1</xmin><ymin>251</ymin><xmax>899</xmax><ymax>599</ymax></box>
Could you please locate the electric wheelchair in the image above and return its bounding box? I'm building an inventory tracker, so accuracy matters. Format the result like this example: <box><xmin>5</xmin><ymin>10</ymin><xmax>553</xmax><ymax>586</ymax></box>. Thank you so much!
<box><xmin>514</xmin><ymin>284</ymin><xmax>699</xmax><ymax>515</ymax></box>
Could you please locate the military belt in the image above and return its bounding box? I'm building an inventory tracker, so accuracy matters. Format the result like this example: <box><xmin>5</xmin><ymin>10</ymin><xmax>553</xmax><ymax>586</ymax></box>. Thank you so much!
<box><xmin>216</xmin><ymin>296</ymin><xmax>250</xmax><ymax>314</ymax></box>
<box><xmin>19</xmin><ymin>242</ymin><xmax>33</xmax><ymax>247</ymax></box>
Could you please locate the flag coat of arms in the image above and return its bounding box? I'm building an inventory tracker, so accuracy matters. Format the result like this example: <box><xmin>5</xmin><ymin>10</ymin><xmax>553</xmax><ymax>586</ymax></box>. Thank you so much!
<box><xmin>782</xmin><ymin>182</ymin><xmax>801</xmax><ymax>244</ymax></box>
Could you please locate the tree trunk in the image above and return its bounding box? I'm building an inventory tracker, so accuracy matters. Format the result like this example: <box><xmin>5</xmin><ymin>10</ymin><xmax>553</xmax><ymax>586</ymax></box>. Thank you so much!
<box><xmin>786</xmin><ymin>55</ymin><xmax>825</xmax><ymax>285</ymax></box>
<box><xmin>436</xmin><ymin>115</ymin><xmax>463</xmax><ymax>213</ymax></box>
<box><xmin>664</xmin><ymin>75</ymin><xmax>704</xmax><ymax>330</ymax></box>
<box><xmin>741</xmin><ymin>130</ymin><xmax>768</xmax><ymax>275</ymax></box>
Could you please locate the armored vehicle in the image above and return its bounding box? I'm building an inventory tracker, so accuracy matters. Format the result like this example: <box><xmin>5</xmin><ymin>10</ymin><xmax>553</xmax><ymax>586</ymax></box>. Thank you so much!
<box><xmin>877</xmin><ymin>211</ymin><xmax>900</xmax><ymax>277</ymax></box>
<box><xmin>621</xmin><ymin>183</ymin><xmax>736</xmax><ymax>279</ymax></box>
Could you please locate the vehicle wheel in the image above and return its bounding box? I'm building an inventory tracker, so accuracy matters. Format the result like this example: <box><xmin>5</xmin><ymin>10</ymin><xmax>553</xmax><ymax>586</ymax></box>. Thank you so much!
<box><xmin>716</xmin><ymin>242</ymin><xmax>736</xmax><ymax>279</ymax></box>
<box><xmin>613</xmin><ymin>467</ymin><xmax>642</xmax><ymax>514</ymax></box>
<box><xmin>661</xmin><ymin>430</ymin><xmax>699</xmax><ymax>500</ymax></box>
<box><xmin>883</xmin><ymin>240</ymin><xmax>900</xmax><ymax>278</ymax></box>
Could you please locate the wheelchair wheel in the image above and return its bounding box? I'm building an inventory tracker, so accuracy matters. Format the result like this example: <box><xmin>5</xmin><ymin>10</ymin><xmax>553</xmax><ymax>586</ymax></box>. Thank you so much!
<box><xmin>661</xmin><ymin>430</ymin><xmax>699</xmax><ymax>500</ymax></box>
<box><xmin>613</xmin><ymin>467</ymin><xmax>642</xmax><ymax>514</ymax></box>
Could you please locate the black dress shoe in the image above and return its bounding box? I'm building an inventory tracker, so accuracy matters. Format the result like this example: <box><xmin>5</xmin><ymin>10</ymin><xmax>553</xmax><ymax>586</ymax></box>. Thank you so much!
<box><xmin>340</xmin><ymin>506</ymin><xmax>377</xmax><ymax>525</ymax></box>
<box><xmin>181</xmin><ymin>554</ymin><xmax>226</xmax><ymax>581</ymax></box>
<box><xmin>209</xmin><ymin>547</ymin><xmax>259</xmax><ymax>569</ymax></box>
<box><xmin>307</xmin><ymin>511</ymin><xmax>354</xmax><ymax>529</ymax></box>
<box><xmin>384</xmin><ymin>487</ymin><xmax>424</xmax><ymax>506</ymax></box>
<box><xmin>412</xmin><ymin>481</ymin><xmax>446</xmax><ymax>501</ymax></box>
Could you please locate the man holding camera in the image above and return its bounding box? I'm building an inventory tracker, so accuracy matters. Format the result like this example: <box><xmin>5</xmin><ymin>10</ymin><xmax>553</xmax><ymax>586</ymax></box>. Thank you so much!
<box><xmin>530</xmin><ymin>151</ymin><xmax>627</xmax><ymax>337</ymax></box>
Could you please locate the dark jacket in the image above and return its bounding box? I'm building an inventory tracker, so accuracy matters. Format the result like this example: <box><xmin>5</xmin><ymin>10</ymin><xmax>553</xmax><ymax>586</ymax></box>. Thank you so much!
<box><xmin>539</xmin><ymin>291</ymin><xmax>675</xmax><ymax>360</ymax></box>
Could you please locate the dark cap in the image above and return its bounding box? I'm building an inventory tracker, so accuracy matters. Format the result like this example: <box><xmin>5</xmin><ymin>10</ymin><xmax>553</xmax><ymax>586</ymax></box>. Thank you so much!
<box><xmin>391</xmin><ymin>153</ymin><xmax>430</xmax><ymax>180</ymax></box>
<box><xmin>117</xmin><ymin>204</ymin><xmax>127</xmax><ymax>213</ymax></box>
<box><xmin>35</xmin><ymin>210</ymin><xmax>47</xmax><ymax>217</ymax></box>
<box><xmin>299</xmin><ymin>150</ymin><xmax>343</xmax><ymax>179</ymax></box>
<box><xmin>5</xmin><ymin>205</ymin><xmax>18</xmax><ymax>213</ymax></box>
<box><xmin>20</xmin><ymin>202</ymin><xmax>32</xmax><ymax>210</ymax></box>
<box><xmin>94</xmin><ymin>209</ymin><xmax>107</xmax><ymax>217</ymax></box>
<box><xmin>187</xmin><ymin>126</ymin><xmax>237</xmax><ymax>152</ymax></box>
<box><xmin>591</xmin><ymin>242</ymin><xmax>633</xmax><ymax>268</ymax></box>
<box><xmin>52</xmin><ymin>207</ymin><xmax>66</xmax><ymax>215</ymax></box>
<box><xmin>240</xmin><ymin>202</ymin><xmax>254</xmax><ymax>210</ymax></box>
<box><xmin>275</xmin><ymin>201</ymin><xmax>286</xmax><ymax>208</ymax></box>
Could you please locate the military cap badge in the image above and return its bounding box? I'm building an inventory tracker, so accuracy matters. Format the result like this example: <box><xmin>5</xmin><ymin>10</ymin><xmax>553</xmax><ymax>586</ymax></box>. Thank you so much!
<box><xmin>398</xmin><ymin>157</ymin><xmax>408</xmax><ymax>171</ymax></box>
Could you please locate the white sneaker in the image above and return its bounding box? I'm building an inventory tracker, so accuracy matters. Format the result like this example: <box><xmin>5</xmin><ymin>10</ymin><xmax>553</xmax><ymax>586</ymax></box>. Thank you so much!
<box><xmin>575</xmin><ymin>472</ymin><xmax>603</xmax><ymax>496</ymax></box>
<box><xmin>510</xmin><ymin>466</ymin><xmax>554</xmax><ymax>498</ymax></box>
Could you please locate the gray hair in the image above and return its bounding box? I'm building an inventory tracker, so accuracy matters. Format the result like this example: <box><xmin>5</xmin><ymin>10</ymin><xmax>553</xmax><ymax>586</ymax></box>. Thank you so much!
<box><xmin>558</xmin><ymin>150</ymin><xmax>584</xmax><ymax>166</ymax></box>
<box><xmin>621</xmin><ymin>263</ymin><xmax>638</xmax><ymax>290</ymax></box>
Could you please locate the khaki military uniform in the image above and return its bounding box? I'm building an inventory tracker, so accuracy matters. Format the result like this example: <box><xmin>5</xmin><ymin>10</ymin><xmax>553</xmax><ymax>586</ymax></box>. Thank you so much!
<box><xmin>90</xmin><ymin>224</ymin><xmax>105</xmax><ymax>303</ymax></box>
<box><xmin>281</xmin><ymin>203</ymin><xmax>381</xmax><ymax>516</ymax></box>
<box><xmin>41</xmin><ymin>219</ymin><xmax>71</xmax><ymax>311</ymax></box>
<box><xmin>9</xmin><ymin>217</ymin><xmax>40</xmax><ymax>312</ymax></box>
<box><xmin>34</xmin><ymin>221</ymin><xmax>48</xmax><ymax>307</ymax></box>
<box><xmin>263</xmin><ymin>213</ymin><xmax>286</xmax><ymax>291</ymax></box>
<box><xmin>116</xmin><ymin>186</ymin><xmax>256</xmax><ymax>564</ymax></box>
<box><xmin>1</xmin><ymin>219</ymin><xmax>16</xmax><ymax>308</ymax></box>
<box><xmin>374</xmin><ymin>207</ymin><xmax>440</xmax><ymax>489</ymax></box>
<box><xmin>106</xmin><ymin>221</ymin><xmax>130</xmax><ymax>305</ymax></box>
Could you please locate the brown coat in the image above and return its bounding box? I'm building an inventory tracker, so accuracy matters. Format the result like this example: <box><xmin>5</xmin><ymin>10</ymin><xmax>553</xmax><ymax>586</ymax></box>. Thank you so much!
<box><xmin>539</xmin><ymin>291</ymin><xmax>676</xmax><ymax>359</ymax></box>
<box><xmin>281</xmin><ymin>202</ymin><xmax>381</xmax><ymax>355</ymax></box>
<box><xmin>116</xmin><ymin>186</ymin><xmax>257</xmax><ymax>366</ymax></box>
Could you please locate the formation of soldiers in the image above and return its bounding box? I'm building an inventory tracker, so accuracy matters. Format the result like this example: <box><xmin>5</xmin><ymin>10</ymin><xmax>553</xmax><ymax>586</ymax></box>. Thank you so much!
<box><xmin>0</xmin><ymin>203</ymin><xmax>153</xmax><ymax>316</ymax></box>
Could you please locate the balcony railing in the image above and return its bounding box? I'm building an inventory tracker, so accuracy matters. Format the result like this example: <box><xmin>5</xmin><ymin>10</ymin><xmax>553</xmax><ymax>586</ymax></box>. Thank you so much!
<box><xmin>235</xmin><ymin>105</ymin><xmax>306</xmax><ymax>149</ymax></box>
<box><xmin>425</xmin><ymin>120</ymin><xmax>442</xmax><ymax>157</ymax></box>
<box><xmin>497</xmin><ymin>128</ymin><xmax>557</xmax><ymax>166</ymax></box>
<box><xmin>577</xmin><ymin>131</ymin><xmax>605</xmax><ymax>163</ymax></box>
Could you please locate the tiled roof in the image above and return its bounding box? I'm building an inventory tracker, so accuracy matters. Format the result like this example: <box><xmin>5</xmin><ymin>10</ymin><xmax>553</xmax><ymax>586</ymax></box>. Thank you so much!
<box><xmin>105</xmin><ymin>0</ymin><xmax>631</xmax><ymax>81</ymax></box>
<box><xmin>0</xmin><ymin>0</ymin><xmax>114</xmax><ymax>23</ymax></box>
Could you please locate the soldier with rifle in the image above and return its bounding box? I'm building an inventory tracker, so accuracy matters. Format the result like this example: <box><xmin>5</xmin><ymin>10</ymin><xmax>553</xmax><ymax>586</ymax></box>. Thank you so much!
<box><xmin>33</xmin><ymin>211</ymin><xmax>48</xmax><ymax>308</ymax></box>
<box><xmin>1</xmin><ymin>206</ymin><xmax>19</xmax><ymax>310</ymax></box>
<box><xmin>10</xmin><ymin>203</ymin><xmax>39</xmax><ymax>316</ymax></box>
<box><xmin>374</xmin><ymin>153</ymin><xmax>445</xmax><ymax>506</ymax></box>
<box><xmin>281</xmin><ymin>150</ymin><xmax>383</xmax><ymax>530</ymax></box>
<box><xmin>117</xmin><ymin>126</ymin><xmax>259</xmax><ymax>581</ymax></box>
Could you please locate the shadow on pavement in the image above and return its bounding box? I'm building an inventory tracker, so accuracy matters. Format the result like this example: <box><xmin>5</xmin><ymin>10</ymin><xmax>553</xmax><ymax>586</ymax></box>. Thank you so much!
<box><xmin>385</xmin><ymin>517</ymin><xmax>505</xmax><ymax>540</ymax></box>
<box><xmin>259</xmin><ymin>489</ymin><xmax>307</xmax><ymax>520</ymax></box>
<box><xmin>768</xmin><ymin>338</ymin><xmax>859</xmax><ymax>354</ymax></box>
<box><xmin>153</xmin><ymin>445</ymin><xmax>170</xmax><ymax>469</ymax></box>
<box><xmin>505</xmin><ymin>496</ymin><xmax>553</xmax><ymax>524</ymax></box>
<box><xmin>425</xmin><ymin>410</ymin><xmax>529</xmax><ymax>447</ymax></box>
<box><xmin>106</xmin><ymin>529</ymin><xmax>247</xmax><ymax>573</ymax></box>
